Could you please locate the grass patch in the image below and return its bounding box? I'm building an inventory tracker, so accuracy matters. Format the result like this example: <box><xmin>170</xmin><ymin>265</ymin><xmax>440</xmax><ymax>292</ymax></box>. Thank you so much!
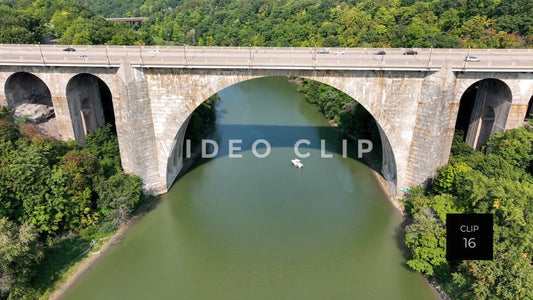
<box><xmin>31</xmin><ymin>231</ymin><xmax>115</xmax><ymax>299</ymax></box>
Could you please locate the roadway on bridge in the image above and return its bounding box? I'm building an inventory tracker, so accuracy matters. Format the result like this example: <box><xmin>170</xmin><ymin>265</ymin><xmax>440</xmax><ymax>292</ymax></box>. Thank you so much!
<box><xmin>0</xmin><ymin>44</ymin><xmax>531</xmax><ymax>71</ymax></box>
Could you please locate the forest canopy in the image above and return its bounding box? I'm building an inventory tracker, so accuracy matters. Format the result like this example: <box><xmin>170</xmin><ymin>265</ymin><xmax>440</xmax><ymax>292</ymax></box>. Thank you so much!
<box><xmin>0</xmin><ymin>0</ymin><xmax>531</xmax><ymax>47</ymax></box>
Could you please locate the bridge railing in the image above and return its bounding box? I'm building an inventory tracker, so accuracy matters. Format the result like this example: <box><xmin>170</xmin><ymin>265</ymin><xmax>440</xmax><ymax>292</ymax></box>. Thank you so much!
<box><xmin>0</xmin><ymin>44</ymin><xmax>531</xmax><ymax>72</ymax></box>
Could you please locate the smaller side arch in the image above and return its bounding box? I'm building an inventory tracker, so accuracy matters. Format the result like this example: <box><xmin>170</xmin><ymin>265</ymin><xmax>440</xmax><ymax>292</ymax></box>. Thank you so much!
<box><xmin>456</xmin><ymin>78</ymin><xmax>512</xmax><ymax>149</ymax></box>
<box><xmin>4</xmin><ymin>72</ymin><xmax>53</xmax><ymax>108</ymax></box>
<box><xmin>66</xmin><ymin>73</ymin><xmax>115</xmax><ymax>144</ymax></box>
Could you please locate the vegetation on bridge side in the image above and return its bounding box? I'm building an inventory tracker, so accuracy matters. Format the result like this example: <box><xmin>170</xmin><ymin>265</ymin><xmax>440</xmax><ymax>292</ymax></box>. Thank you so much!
<box><xmin>0</xmin><ymin>109</ymin><xmax>145</xmax><ymax>299</ymax></box>
<box><xmin>185</xmin><ymin>93</ymin><xmax>220</xmax><ymax>147</ymax></box>
<box><xmin>403</xmin><ymin>129</ymin><xmax>533</xmax><ymax>299</ymax></box>
<box><xmin>296</xmin><ymin>78</ymin><xmax>382</xmax><ymax>165</ymax></box>
<box><xmin>0</xmin><ymin>0</ymin><xmax>532</xmax><ymax>48</ymax></box>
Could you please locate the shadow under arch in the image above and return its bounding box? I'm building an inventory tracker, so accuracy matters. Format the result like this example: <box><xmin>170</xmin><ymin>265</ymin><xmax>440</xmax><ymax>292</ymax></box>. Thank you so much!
<box><xmin>166</xmin><ymin>76</ymin><xmax>397</xmax><ymax>194</ymax></box>
<box><xmin>66</xmin><ymin>73</ymin><xmax>115</xmax><ymax>144</ymax></box>
<box><xmin>525</xmin><ymin>95</ymin><xmax>533</xmax><ymax>121</ymax></box>
<box><xmin>455</xmin><ymin>78</ymin><xmax>512</xmax><ymax>149</ymax></box>
<box><xmin>4</xmin><ymin>72</ymin><xmax>53</xmax><ymax>108</ymax></box>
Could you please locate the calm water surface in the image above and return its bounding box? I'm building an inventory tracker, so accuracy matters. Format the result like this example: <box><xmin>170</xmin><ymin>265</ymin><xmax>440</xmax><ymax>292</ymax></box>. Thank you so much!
<box><xmin>61</xmin><ymin>77</ymin><xmax>437</xmax><ymax>299</ymax></box>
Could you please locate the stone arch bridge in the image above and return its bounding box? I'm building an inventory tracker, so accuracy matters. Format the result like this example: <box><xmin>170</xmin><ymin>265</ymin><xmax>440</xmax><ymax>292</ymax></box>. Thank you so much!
<box><xmin>1</xmin><ymin>45</ymin><xmax>532</xmax><ymax>195</ymax></box>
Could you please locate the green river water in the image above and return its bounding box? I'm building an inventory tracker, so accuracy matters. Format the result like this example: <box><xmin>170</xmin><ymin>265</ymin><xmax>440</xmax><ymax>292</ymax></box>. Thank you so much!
<box><xmin>60</xmin><ymin>77</ymin><xmax>438</xmax><ymax>300</ymax></box>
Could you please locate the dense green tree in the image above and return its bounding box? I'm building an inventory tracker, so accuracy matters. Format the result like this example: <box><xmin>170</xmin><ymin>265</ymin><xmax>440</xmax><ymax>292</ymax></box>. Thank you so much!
<box><xmin>79</xmin><ymin>0</ymin><xmax>145</xmax><ymax>17</ymax></box>
<box><xmin>50</xmin><ymin>10</ymin><xmax>79</xmax><ymax>37</ymax></box>
<box><xmin>61</xmin><ymin>17</ymin><xmax>115</xmax><ymax>45</ymax></box>
<box><xmin>106</xmin><ymin>24</ymin><xmax>142</xmax><ymax>45</ymax></box>
<box><xmin>83</xmin><ymin>124</ymin><xmax>121</xmax><ymax>177</ymax></box>
<box><xmin>0</xmin><ymin>218</ymin><xmax>42</xmax><ymax>299</ymax></box>
<box><xmin>485</xmin><ymin>127</ymin><xmax>533</xmax><ymax>169</ymax></box>
<box><xmin>404</xmin><ymin>188</ymin><xmax>449</xmax><ymax>276</ymax></box>
<box><xmin>58</xmin><ymin>150</ymin><xmax>103</xmax><ymax>231</ymax></box>
<box><xmin>432</xmin><ymin>162</ymin><xmax>472</xmax><ymax>195</ymax></box>
<box><xmin>0</xmin><ymin>5</ymin><xmax>44</xmax><ymax>44</ymax></box>
<box><xmin>96</xmin><ymin>172</ymin><xmax>143</xmax><ymax>230</ymax></box>
<box><xmin>0</xmin><ymin>119</ymin><xmax>20</xmax><ymax>144</ymax></box>
<box><xmin>1</xmin><ymin>144</ymin><xmax>61</xmax><ymax>234</ymax></box>
<box><xmin>0</xmin><ymin>140</ymin><xmax>88</xmax><ymax>235</ymax></box>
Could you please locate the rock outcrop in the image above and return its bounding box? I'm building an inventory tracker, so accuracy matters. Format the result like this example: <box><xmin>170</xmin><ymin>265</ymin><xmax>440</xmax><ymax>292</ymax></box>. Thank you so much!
<box><xmin>14</xmin><ymin>103</ymin><xmax>55</xmax><ymax>123</ymax></box>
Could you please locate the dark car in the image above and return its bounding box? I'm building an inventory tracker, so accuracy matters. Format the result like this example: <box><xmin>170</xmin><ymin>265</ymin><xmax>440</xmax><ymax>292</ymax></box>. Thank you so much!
<box><xmin>374</xmin><ymin>50</ymin><xmax>386</xmax><ymax>55</ymax></box>
<box><xmin>63</xmin><ymin>47</ymin><xmax>76</xmax><ymax>52</ymax></box>
<box><xmin>317</xmin><ymin>49</ymin><xmax>329</xmax><ymax>54</ymax></box>
<box><xmin>464</xmin><ymin>55</ymin><xmax>480</xmax><ymax>62</ymax></box>
<box><xmin>403</xmin><ymin>49</ymin><xmax>418</xmax><ymax>55</ymax></box>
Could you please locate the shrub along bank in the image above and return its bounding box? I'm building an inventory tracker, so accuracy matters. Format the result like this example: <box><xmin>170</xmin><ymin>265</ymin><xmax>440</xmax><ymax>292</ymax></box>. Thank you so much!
<box><xmin>0</xmin><ymin>110</ymin><xmax>144</xmax><ymax>299</ymax></box>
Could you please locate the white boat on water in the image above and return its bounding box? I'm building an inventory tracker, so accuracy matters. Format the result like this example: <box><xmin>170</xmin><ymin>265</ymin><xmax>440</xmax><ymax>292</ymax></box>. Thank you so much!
<box><xmin>291</xmin><ymin>158</ymin><xmax>304</xmax><ymax>168</ymax></box>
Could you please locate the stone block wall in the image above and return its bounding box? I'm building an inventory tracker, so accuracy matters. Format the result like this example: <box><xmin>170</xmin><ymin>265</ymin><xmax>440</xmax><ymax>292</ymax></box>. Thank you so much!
<box><xmin>1</xmin><ymin>64</ymin><xmax>532</xmax><ymax>196</ymax></box>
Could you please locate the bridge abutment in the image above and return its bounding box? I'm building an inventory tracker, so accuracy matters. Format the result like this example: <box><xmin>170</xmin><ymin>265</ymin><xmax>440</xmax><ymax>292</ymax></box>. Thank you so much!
<box><xmin>403</xmin><ymin>66</ymin><xmax>457</xmax><ymax>189</ymax></box>
<box><xmin>116</xmin><ymin>62</ymin><xmax>165</xmax><ymax>193</ymax></box>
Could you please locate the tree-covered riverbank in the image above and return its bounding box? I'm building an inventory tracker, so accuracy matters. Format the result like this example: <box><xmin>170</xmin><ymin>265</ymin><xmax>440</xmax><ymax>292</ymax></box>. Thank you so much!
<box><xmin>403</xmin><ymin>130</ymin><xmax>533</xmax><ymax>299</ymax></box>
<box><xmin>0</xmin><ymin>94</ymin><xmax>218</xmax><ymax>299</ymax></box>
<box><xmin>296</xmin><ymin>78</ymin><xmax>382</xmax><ymax>167</ymax></box>
<box><xmin>0</xmin><ymin>110</ymin><xmax>145</xmax><ymax>299</ymax></box>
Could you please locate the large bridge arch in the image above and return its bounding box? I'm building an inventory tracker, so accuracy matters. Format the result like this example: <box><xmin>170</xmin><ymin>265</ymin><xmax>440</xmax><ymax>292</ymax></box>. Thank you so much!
<box><xmin>115</xmin><ymin>65</ymin><xmax>459</xmax><ymax>196</ymax></box>
<box><xmin>160</xmin><ymin>72</ymin><xmax>411</xmax><ymax>195</ymax></box>
<box><xmin>66</xmin><ymin>73</ymin><xmax>115</xmax><ymax>144</ymax></box>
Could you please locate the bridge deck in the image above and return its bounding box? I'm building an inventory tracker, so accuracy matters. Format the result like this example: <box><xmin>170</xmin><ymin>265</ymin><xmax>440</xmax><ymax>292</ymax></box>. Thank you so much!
<box><xmin>0</xmin><ymin>44</ymin><xmax>531</xmax><ymax>72</ymax></box>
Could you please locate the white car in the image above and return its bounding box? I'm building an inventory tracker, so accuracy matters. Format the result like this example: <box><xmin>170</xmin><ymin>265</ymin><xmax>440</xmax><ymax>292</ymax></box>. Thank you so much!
<box><xmin>334</xmin><ymin>50</ymin><xmax>345</xmax><ymax>55</ymax></box>
<box><xmin>465</xmin><ymin>55</ymin><xmax>480</xmax><ymax>62</ymax></box>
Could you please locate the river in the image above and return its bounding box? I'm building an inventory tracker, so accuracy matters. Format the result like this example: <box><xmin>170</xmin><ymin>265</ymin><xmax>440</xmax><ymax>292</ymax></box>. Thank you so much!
<box><xmin>60</xmin><ymin>76</ymin><xmax>438</xmax><ymax>299</ymax></box>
